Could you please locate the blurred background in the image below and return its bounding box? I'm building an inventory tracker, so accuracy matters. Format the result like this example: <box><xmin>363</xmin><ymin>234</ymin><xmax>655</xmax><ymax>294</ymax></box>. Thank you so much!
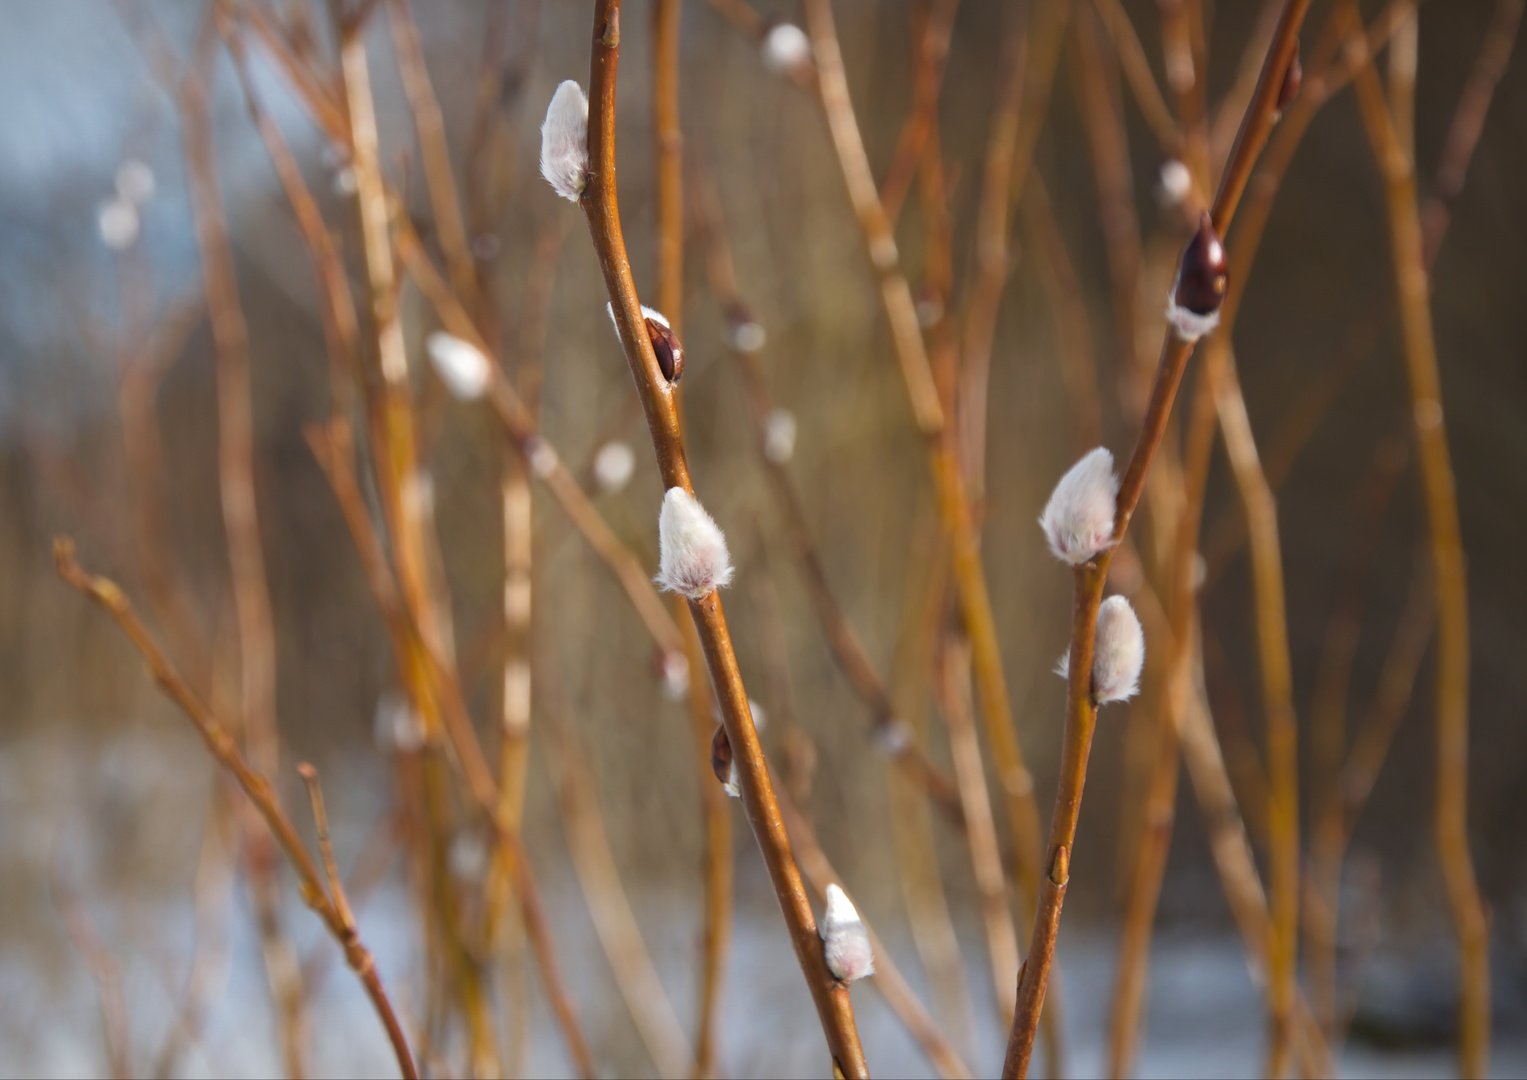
<box><xmin>3</xmin><ymin>0</ymin><xmax>1526</xmax><ymax>1076</ymax></box>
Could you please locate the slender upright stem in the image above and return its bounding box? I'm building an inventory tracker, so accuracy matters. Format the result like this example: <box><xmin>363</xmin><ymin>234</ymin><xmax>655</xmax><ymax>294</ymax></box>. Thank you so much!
<box><xmin>180</xmin><ymin>43</ymin><xmax>305</xmax><ymax>1074</ymax></box>
<box><xmin>581</xmin><ymin>3</ymin><xmax>869</xmax><ymax>1073</ymax></box>
<box><xmin>801</xmin><ymin>0</ymin><xmax>1048</xmax><ymax>1008</ymax></box>
<box><xmin>1002</xmin><ymin>5</ymin><xmax>1311</xmax><ymax>1075</ymax></box>
<box><xmin>1350</xmin><ymin>32</ymin><xmax>1491</xmax><ymax>1076</ymax></box>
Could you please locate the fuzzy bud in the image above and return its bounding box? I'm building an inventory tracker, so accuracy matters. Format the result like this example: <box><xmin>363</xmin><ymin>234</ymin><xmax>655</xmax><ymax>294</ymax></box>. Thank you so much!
<box><xmin>1167</xmin><ymin>212</ymin><xmax>1228</xmax><ymax>341</ymax></box>
<box><xmin>656</xmin><ymin>488</ymin><xmax>734</xmax><ymax>599</ymax></box>
<box><xmin>540</xmin><ymin>80</ymin><xmax>590</xmax><ymax>202</ymax></box>
<box><xmin>97</xmin><ymin>197</ymin><xmax>139</xmax><ymax>251</ymax></box>
<box><xmin>761</xmin><ymin>21</ymin><xmax>812</xmax><ymax>75</ymax></box>
<box><xmin>762</xmin><ymin>408</ymin><xmax>797</xmax><ymax>464</ymax></box>
<box><xmin>647</xmin><ymin>318</ymin><xmax>684</xmax><ymax>383</ymax></box>
<box><xmin>1156</xmin><ymin>158</ymin><xmax>1192</xmax><ymax>209</ymax></box>
<box><xmin>373</xmin><ymin>692</ymin><xmax>425</xmax><ymax>753</ymax></box>
<box><xmin>426</xmin><ymin>331</ymin><xmax>492</xmax><ymax>400</ymax></box>
<box><xmin>605</xmin><ymin>301</ymin><xmax>684</xmax><ymax>382</ymax></box>
<box><xmin>1039</xmin><ymin>447</ymin><xmax>1118</xmax><ymax>565</ymax></box>
<box><xmin>1056</xmin><ymin>595</ymin><xmax>1145</xmax><ymax>705</ymax></box>
<box><xmin>593</xmin><ymin>440</ymin><xmax>636</xmax><ymax>493</ymax></box>
<box><xmin>724</xmin><ymin>303</ymin><xmax>766</xmax><ymax>352</ymax></box>
<box><xmin>710</xmin><ymin>725</ymin><xmax>740</xmax><ymax>797</ymax></box>
<box><xmin>821</xmin><ymin>884</ymin><xmax>874</xmax><ymax>982</ymax></box>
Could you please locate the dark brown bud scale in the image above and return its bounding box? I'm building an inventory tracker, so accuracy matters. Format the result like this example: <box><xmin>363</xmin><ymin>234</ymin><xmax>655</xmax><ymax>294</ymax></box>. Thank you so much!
<box><xmin>1275</xmin><ymin>44</ymin><xmax>1303</xmax><ymax>118</ymax></box>
<box><xmin>1173</xmin><ymin>212</ymin><xmax>1229</xmax><ymax>317</ymax></box>
<box><xmin>647</xmin><ymin>317</ymin><xmax>684</xmax><ymax>383</ymax></box>
<box><xmin>710</xmin><ymin>724</ymin><xmax>733</xmax><ymax>788</ymax></box>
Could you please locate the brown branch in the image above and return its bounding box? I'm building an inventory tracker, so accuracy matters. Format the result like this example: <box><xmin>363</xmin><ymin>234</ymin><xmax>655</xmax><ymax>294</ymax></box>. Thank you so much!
<box><xmin>936</xmin><ymin>637</ymin><xmax>1020</xmax><ymax>1026</ymax></box>
<box><xmin>53</xmin><ymin>868</ymin><xmax>133</xmax><ymax>1080</ymax></box>
<box><xmin>387</xmin><ymin>0</ymin><xmax>475</xmax><ymax>300</ymax></box>
<box><xmin>801</xmin><ymin>5</ymin><xmax>1049</xmax><ymax>1038</ymax></box>
<box><xmin>690</xmin><ymin>163</ymin><xmax>965</xmax><ymax>820</ymax></box>
<box><xmin>178</xmin><ymin>33</ymin><xmax>307</xmax><ymax>1073</ymax></box>
<box><xmin>775</xmin><ymin>789</ymin><xmax>973</xmax><ymax>1079</ymax></box>
<box><xmin>54</xmin><ymin>539</ymin><xmax>419</xmax><ymax>1079</ymax></box>
<box><xmin>1002</xmin><ymin>4</ymin><xmax>1312</xmax><ymax>1075</ymax></box>
<box><xmin>304</xmin><ymin>421</ymin><xmax>596</xmax><ymax>1077</ymax></box>
<box><xmin>1089</xmin><ymin>0</ymin><xmax>1180</xmax><ymax>152</ymax></box>
<box><xmin>1350</xmin><ymin>24</ymin><xmax>1491</xmax><ymax>1075</ymax></box>
<box><xmin>1213</xmin><ymin>346</ymin><xmax>1301</xmax><ymax>1078</ymax></box>
<box><xmin>580</xmin><ymin>3</ymin><xmax>868</xmax><ymax>1073</ymax></box>
<box><xmin>538</xmin><ymin>679</ymin><xmax>693</xmax><ymax>1077</ymax></box>
<box><xmin>959</xmin><ymin>0</ymin><xmax>1070</xmax><ymax>500</ymax></box>
<box><xmin>878</xmin><ymin>0</ymin><xmax>962</xmax><ymax>221</ymax></box>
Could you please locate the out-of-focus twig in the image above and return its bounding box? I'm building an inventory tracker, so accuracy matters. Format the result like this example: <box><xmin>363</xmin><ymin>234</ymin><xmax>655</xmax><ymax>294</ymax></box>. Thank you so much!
<box><xmin>1350</xmin><ymin>19</ymin><xmax>1492</xmax><ymax>1073</ymax></box>
<box><xmin>54</xmin><ymin>539</ymin><xmax>419</xmax><ymax>1080</ymax></box>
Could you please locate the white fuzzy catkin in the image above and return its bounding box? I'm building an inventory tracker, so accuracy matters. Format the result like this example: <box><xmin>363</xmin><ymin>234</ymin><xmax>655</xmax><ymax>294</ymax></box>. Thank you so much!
<box><xmin>1039</xmin><ymin>447</ymin><xmax>1118</xmax><ymax>565</ymax></box>
<box><xmin>821</xmin><ymin>884</ymin><xmax>875</xmax><ymax>982</ymax></box>
<box><xmin>540</xmin><ymin>80</ymin><xmax>590</xmax><ymax>202</ymax></box>
<box><xmin>1165</xmin><ymin>296</ymin><xmax>1222</xmax><ymax>342</ymax></box>
<box><xmin>1092</xmin><ymin>596</ymin><xmax>1145</xmax><ymax>703</ymax></box>
<box><xmin>762</xmin><ymin>408</ymin><xmax>797</xmax><ymax>464</ymax></box>
<box><xmin>761</xmin><ymin>22</ymin><xmax>812</xmax><ymax>74</ymax></box>
<box><xmin>373</xmin><ymin>692</ymin><xmax>425</xmax><ymax>753</ymax></box>
<box><xmin>1157</xmin><ymin>158</ymin><xmax>1191</xmax><ymax>208</ymax></box>
<box><xmin>727</xmin><ymin>316</ymin><xmax>766</xmax><ymax>353</ymax></box>
<box><xmin>1056</xmin><ymin>595</ymin><xmax>1145</xmax><ymax>705</ymax></box>
<box><xmin>97</xmin><ymin>197</ymin><xmax>139</xmax><ymax>251</ymax></box>
<box><xmin>656</xmin><ymin>488</ymin><xmax>734</xmax><ymax>599</ymax></box>
<box><xmin>426</xmin><ymin>331</ymin><xmax>492</xmax><ymax>400</ymax></box>
<box><xmin>593</xmin><ymin>440</ymin><xmax>636</xmax><ymax>493</ymax></box>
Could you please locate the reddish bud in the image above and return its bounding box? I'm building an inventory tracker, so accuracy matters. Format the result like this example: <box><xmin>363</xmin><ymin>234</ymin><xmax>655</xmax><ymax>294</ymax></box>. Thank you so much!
<box><xmin>647</xmin><ymin>318</ymin><xmax>684</xmax><ymax>383</ymax></box>
<box><xmin>710</xmin><ymin>725</ymin><xmax>739</xmax><ymax>797</ymax></box>
<box><xmin>1167</xmin><ymin>213</ymin><xmax>1228</xmax><ymax>341</ymax></box>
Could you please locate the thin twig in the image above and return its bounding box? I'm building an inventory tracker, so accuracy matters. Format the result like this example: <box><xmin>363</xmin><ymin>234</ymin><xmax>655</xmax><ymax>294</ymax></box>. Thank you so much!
<box><xmin>801</xmin><ymin>2</ymin><xmax>1049</xmax><ymax>1028</ymax></box>
<box><xmin>54</xmin><ymin>539</ymin><xmax>419</xmax><ymax>1080</ymax></box>
<box><xmin>579</xmin><ymin>3</ymin><xmax>869</xmax><ymax>1072</ymax></box>
<box><xmin>1350</xmin><ymin>23</ymin><xmax>1491</xmax><ymax>1073</ymax></box>
<box><xmin>1002</xmin><ymin>5</ymin><xmax>1312</xmax><ymax>1074</ymax></box>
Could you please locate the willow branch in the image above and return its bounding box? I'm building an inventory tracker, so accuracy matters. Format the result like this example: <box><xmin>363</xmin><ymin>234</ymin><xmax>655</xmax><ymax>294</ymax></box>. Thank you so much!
<box><xmin>1002</xmin><ymin>5</ymin><xmax>1312</xmax><ymax>1075</ymax></box>
<box><xmin>580</xmin><ymin>4</ymin><xmax>868</xmax><ymax>1073</ymax></box>
<box><xmin>1350</xmin><ymin>25</ymin><xmax>1491</xmax><ymax>1076</ymax></box>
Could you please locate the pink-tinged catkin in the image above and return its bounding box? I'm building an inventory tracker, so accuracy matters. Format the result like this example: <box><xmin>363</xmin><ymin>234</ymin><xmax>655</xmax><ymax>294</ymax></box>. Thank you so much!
<box><xmin>821</xmin><ymin>884</ymin><xmax>874</xmax><ymax>982</ymax></box>
<box><xmin>656</xmin><ymin>488</ymin><xmax>734</xmax><ymax>600</ymax></box>
<box><xmin>539</xmin><ymin>80</ymin><xmax>589</xmax><ymax>202</ymax></box>
<box><xmin>1056</xmin><ymin>595</ymin><xmax>1145</xmax><ymax>706</ymax></box>
<box><xmin>1039</xmin><ymin>447</ymin><xmax>1118</xmax><ymax>565</ymax></box>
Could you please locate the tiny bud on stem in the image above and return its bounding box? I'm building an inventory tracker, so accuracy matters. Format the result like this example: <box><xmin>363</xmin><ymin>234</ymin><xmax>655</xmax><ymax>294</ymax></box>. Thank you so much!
<box><xmin>1167</xmin><ymin>212</ymin><xmax>1228</xmax><ymax>341</ymax></box>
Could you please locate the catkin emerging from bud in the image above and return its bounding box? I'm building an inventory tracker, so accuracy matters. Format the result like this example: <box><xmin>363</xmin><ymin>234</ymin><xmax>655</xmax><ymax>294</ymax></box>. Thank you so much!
<box><xmin>540</xmin><ymin>80</ymin><xmax>590</xmax><ymax>202</ymax></box>
<box><xmin>1057</xmin><ymin>595</ymin><xmax>1145</xmax><ymax>705</ymax></box>
<box><xmin>656</xmin><ymin>488</ymin><xmax>734</xmax><ymax>599</ymax></box>
<box><xmin>1040</xmin><ymin>447</ymin><xmax>1118</xmax><ymax>565</ymax></box>
<box><xmin>426</xmin><ymin>331</ymin><xmax>491</xmax><ymax>400</ymax></box>
<box><xmin>821</xmin><ymin>884</ymin><xmax>874</xmax><ymax>982</ymax></box>
<box><xmin>1167</xmin><ymin>212</ymin><xmax>1229</xmax><ymax>342</ymax></box>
